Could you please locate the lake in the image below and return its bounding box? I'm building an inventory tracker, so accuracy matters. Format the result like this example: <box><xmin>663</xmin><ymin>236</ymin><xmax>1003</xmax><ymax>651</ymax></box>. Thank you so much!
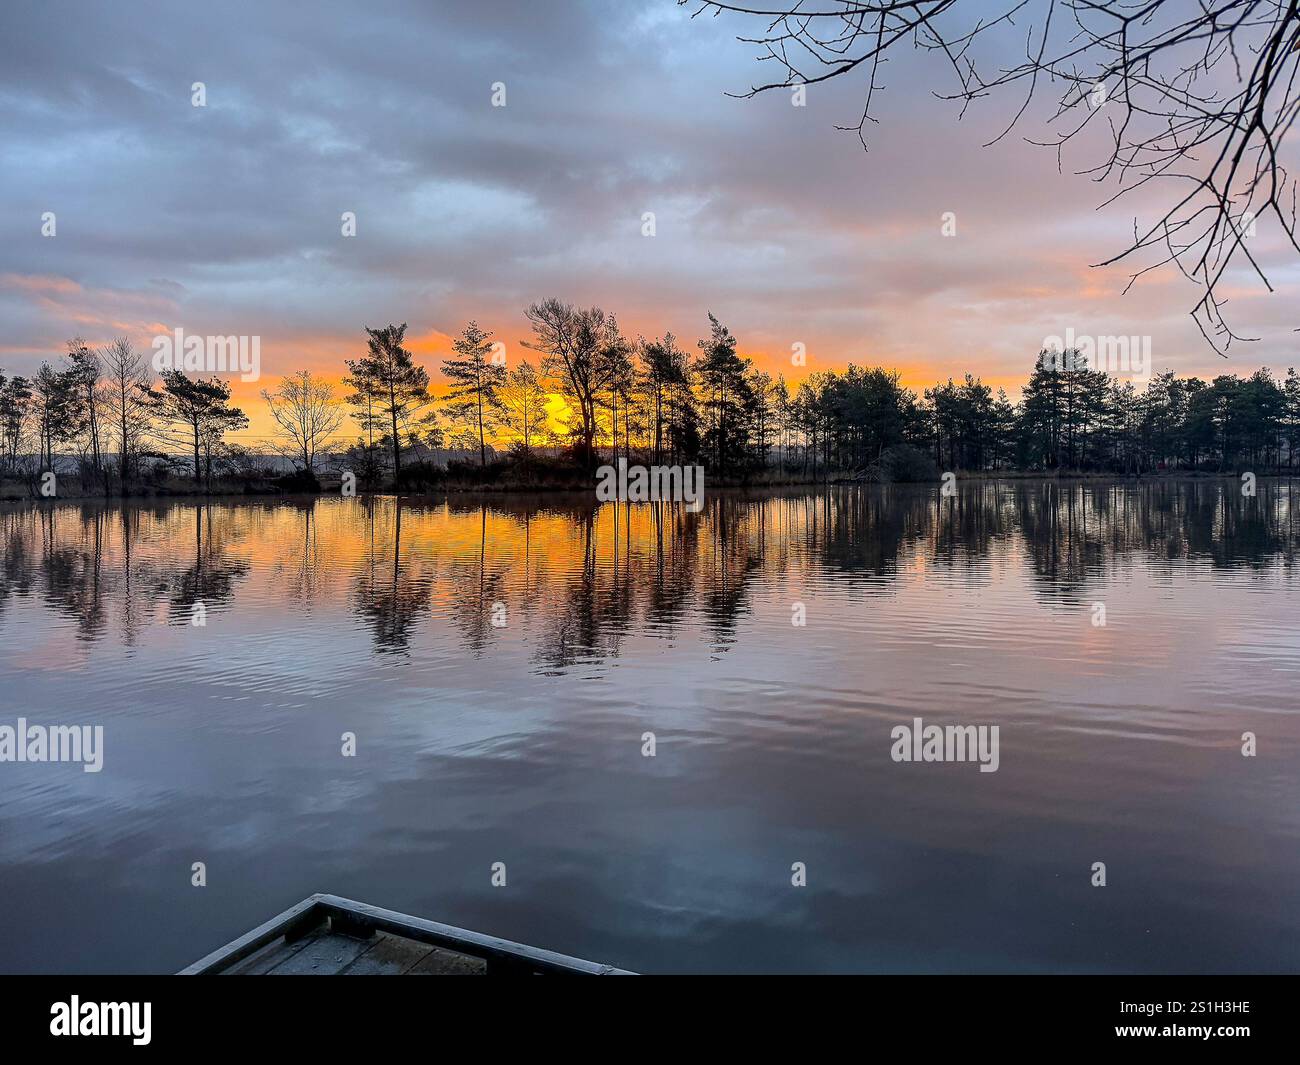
<box><xmin>1</xmin><ymin>480</ymin><xmax>1298</xmax><ymax>973</ymax></box>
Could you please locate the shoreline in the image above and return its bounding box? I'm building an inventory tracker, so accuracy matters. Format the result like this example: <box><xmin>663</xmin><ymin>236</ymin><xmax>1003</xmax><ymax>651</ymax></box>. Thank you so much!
<box><xmin>2</xmin><ymin>468</ymin><xmax>1296</xmax><ymax>505</ymax></box>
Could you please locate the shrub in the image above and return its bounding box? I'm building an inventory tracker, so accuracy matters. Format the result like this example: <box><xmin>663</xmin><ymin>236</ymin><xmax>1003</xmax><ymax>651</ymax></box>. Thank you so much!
<box><xmin>879</xmin><ymin>443</ymin><xmax>939</xmax><ymax>483</ymax></box>
<box><xmin>445</xmin><ymin>458</ymin><xmax>509</xmax><ymax>485</ymax></box>
<box><xmin>394</xmin><ymin>461</ymin><xmax>444</xmax><ymax>491</ymax></box>
<box><xmin>273</xmin><ymin>468</ymin><xmax>321</xmax><ymax>493</ymax></box>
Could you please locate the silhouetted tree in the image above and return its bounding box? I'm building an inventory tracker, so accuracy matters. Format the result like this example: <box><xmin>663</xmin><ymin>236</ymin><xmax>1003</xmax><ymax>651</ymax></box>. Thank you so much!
<box><xmin>147</xmin><ymin>371</ymin><xmax>248</xmax><ymax>488</ymax></box>
<box><xmin>262</xmin><ymin>370</ymin><xmax>344</xmax><ymax>474</ymax></box>
<box><xmin>496</xmin><ymin>359</ymin><xmax>549</xmax><ymax>454</ymax></box>
<box><xmin>345</xmin><ymin>323</ymin><xmax>434</xmax><ymax>481</ymax></box>
<box><xmin>523</xmin><ymin>299</ymin><xmax>623</xmax><ymax>467</ymax></box>
<box><xmin>100</xmin><ymin>337</ymin><xmax>152</xmax><ymax>487</ymax></box>
<box><xmin>442</xmin><ymin>321</ymin><xmax>505</xmax><ymax>466</ymax></box>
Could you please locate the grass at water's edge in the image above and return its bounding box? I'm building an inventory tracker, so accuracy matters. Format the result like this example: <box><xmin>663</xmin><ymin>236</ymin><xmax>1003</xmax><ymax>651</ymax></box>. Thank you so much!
<box><xmin>2</xmin><ymin>468</ymin><xmax>1297</xmax><ymax>503</ymax></box>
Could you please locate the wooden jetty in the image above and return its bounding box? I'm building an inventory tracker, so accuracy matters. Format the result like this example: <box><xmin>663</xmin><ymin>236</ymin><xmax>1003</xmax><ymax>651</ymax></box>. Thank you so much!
<box><xmin>178</xmin><ymin>893</ymin><xmax>634</xmax><ymax>975</ymax></box>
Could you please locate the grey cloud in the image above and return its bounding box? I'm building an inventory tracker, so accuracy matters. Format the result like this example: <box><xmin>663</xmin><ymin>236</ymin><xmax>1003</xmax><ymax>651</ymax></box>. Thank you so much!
<box><xmin>1</xmin><ymin>0</ymin><xmax>1295</xmax><ymax>379</ymax></box>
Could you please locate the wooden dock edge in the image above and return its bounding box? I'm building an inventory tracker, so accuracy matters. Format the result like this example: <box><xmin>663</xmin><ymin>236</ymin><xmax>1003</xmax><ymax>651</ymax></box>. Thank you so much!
<box><xmin>178</xmin><ymin>894</ymin><xmax>635</xmax><ymax>975</ymax></box>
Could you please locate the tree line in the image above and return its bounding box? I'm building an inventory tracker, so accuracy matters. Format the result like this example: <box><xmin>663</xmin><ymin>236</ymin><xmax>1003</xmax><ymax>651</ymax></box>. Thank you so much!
<box><xmin>337</xmin><ymin>302</ymin><xmax>1300</xmax><ymax>484</ymax></box>
<box><xmin>0</xmin><ymin>338</ymin><xmax>257</xmax><ymax>492</ymax></box>
<box><xmin>3</xmin><ymin>302</ymin><xmax>1299</xmax><ymax>495</ymax></box>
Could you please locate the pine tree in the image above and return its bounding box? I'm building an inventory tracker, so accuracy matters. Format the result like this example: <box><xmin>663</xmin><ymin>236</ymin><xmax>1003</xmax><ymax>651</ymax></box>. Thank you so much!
<box><xmin>442</xmin><ymin>322</ymin><xmax>505</xmax><ymax>466</ymax></box>
<box><xmin>696</xmin><ymin>313</ymin><xmax>753</xmax><ymax>476</ymax></box>
<box><xmin>344</xmin><ymin>323</ymin><xmax>433</xmax><ymax>481</ymax></box>
<box><xmin>146</xmin><ymin>370</ymin><xmax>248</xmax><ymax>488</ymax></box>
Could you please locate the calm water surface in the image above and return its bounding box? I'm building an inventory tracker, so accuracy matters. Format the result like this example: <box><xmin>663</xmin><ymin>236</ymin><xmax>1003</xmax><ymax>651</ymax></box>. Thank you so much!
<box><xmin>1</xmin><ymin>481</ymin><xmax>1298</xmax><ymax>973</ymax></box>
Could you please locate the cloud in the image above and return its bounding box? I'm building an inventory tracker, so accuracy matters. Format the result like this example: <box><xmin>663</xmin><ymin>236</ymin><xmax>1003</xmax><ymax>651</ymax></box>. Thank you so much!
<box><xmin>1</xmin><ymin>0</ymin><xmax>1296</xmax><ymax>434</ymax></box>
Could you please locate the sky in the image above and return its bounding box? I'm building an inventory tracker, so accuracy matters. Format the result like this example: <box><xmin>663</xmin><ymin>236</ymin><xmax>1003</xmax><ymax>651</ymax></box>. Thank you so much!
<box><xmin>2</xmin><ymin>0</ymin><xmax>1299</xmax><ymax>445</ymax></box>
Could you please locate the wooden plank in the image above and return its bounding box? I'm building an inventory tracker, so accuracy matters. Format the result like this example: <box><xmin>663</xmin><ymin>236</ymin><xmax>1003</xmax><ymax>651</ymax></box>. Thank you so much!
<box><xmin>337</xmin><ymin>932</ymin><xmax>434</xmax><ymax>975</ymax></box>
<box><xmin>405</xmin><ymin>945</ymin><xmax>487</xmax><ymax>975</ymax></box>
<box><xmin>221</xmin><ymin>934</ymin><xmax>316</xmax><ymax>975</ymax></box>
<box><xmin>179</xmin><ymin>893</ymin><xmax>634</xmax><ymax>975</ymax></box>
<box><xmin>178</xmin><ymin>895</ymin><xmax>327</xmax><ymax>975</ymax></box>
<box><xmin>267</xmin><ymin>932</ymin><xmax>372</xmax><ymax>975</ymax></box>
<box><xmin>313</xmin><ymin>895</ymin><xmax>633</xmax><ymax>975</ymax></box>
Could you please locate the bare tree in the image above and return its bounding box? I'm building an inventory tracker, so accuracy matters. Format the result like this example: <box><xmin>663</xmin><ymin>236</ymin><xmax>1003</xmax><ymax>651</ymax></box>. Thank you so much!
<box><xmin>262</xmin><ymin>370</ymin><xmax>344</xmax><ymax>475</ymax></box>
<box><xmin>100</xmin><ymin>337</ymin><xmax>152</xmax><ymax>486</ymax></box>
<box><xmin>523</xmin><ymin>298</ymin><xmax>624</xmax><ymax>465</ymax></box>
<box><xmin>686</xmin><ymin>0</ymin><xmax>1300</xmax><ymax>352</ymax></box>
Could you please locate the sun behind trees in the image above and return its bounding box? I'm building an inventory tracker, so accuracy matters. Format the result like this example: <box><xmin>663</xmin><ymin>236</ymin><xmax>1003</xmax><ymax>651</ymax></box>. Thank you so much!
<box><xmin>495</xmin><ymin>360</ymin><xmax>549</xmax><ymax>456</ymax></box>
<box><xmin>441</xmin><ymin>321</ymin><xmax>505</xmax><ymax>467</ymax></box>
<box><xmin>2</xmin><ymin>303</ymin><xmax>1300</xmax><ymax>499</ymax></box>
